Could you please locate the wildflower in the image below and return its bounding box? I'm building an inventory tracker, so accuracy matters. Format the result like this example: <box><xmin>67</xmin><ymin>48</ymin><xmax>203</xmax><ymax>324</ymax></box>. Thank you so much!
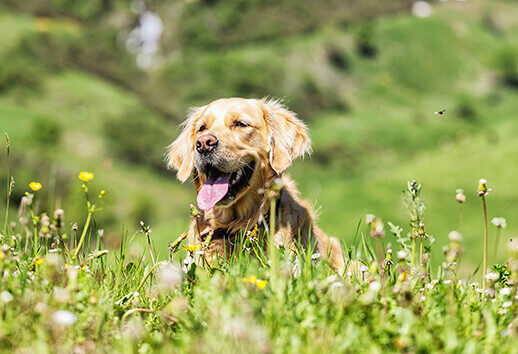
<box><xmin>311</xmin><ymin>253</ymin><xmax>321</xmax><ymax>260</ymax></box>
<box><xmin>0</xmin><ymin>291</ymin><xmax>13</xmax><ymax>303</ymax></box>
<box><xmin>369</xmin><ymin>281</ymin><xmax>381</xmax><ymax>293</ymax></box>
<box><xmin>183</xmin><ymin>243</ymin><xmax>201</xmax><ymax>253</ymax></box>
<box><xmin>448</xmin><ymin>231</ymin><xmax>463</xmax><ymax>242</ymax></box>
<box><xmin>242</xmin><ymin>276</ymin><xmax>268</xmax><ymax>289</ymax></box>
<box><xmin>29</xmin><ymin>182</ymin><xmax>42</xmax><ymax>191</ymax></box>
<box><xmin>78</xmin><ymin>171</ymin><xmax>94</xmax><ymax>182</ymax></box>
<box><xmin>414</xmin><ymin>223</ymin><xmax>429</xmax><ymax>239</ymax></box>
<box><xmin>500</xmin><ymin>288</ymin><xmax>512</xmax><ymax>296</ymax></box>
<box><xmin>365</xmin><ymin>214</ymin><xmax>375</xmax><ymax>225</ymax></box>
<box><xmin>158</xmin><ymin>263</ymin><xmax>183</xmax><ymax>290</ymax></box>
<box><xmin>477</xmin><ymin>178</ymin><xmax>491</xmax><ymax>196</ymax></box>
<box><xmin>367</xmin><ymin>215</ymin><xmax>384</xmax><ymax>238</ymax></box>
<box><xmin>455</xmin><ymin>189</ymin><xmax>466</xmax><ymax>203</ymax></box>
<box><xmin>491</xmin><ymin>217</ymin><xmax>507</xmax><ymax>229</ymax></box>
<box><xmin>485</xmin><ymin>272</ymin><xmax>499</xmax><ymax>282</ymax></box>
<box><xmin>33</xmin><ymin>255</ymin><xmax>43</xmax><ymax>266</ymax></box>
<box><xmin>52</xmin><ymin>310</ymin><xmax>77</xmax><ymax>326</ymax></box>
<box><xmin>502</xmin><ymin>301</ymin><xmax>512</xmax><ymax>308</ymax></box>
<box><xmin>397</xmin><ymin>250</ymin><xmax>407</xmax><ymax>261</ymax></box>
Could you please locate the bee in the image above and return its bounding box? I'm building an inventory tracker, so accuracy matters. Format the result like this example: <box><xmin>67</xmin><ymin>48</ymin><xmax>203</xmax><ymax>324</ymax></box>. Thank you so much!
<box><xmin>434</xmin><ymin>109</ymin><xmax>446</xmax><ymax>116</ymax></box>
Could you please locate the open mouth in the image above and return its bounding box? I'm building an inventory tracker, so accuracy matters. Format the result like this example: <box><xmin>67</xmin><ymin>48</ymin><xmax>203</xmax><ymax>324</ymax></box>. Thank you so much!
<box><xmin>197</xmin><ymin>160</ymin><xmax>255</xmax><ymax>211</ymax></box>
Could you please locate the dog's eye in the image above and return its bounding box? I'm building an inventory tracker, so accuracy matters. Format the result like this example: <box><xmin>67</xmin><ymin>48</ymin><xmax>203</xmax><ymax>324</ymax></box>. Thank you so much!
<box><xmin>235</xmin><ymin>121</ymin><xmax>249</xmax><ymax>128</ymax></box>
<box><xmin>198</xmin><ymin>125</ymin><xmax>206</xmax><ymax>132</ymax></box>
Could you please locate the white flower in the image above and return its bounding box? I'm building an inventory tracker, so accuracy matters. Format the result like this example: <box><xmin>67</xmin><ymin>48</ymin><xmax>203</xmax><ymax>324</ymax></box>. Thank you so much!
<box><xmin>500</xmin><ymin>288</ymin><xmax>512</xmax><ymax>296</ymax></box>
<box><xmin>365</xmin><ymin>214</ymin><xmax>375</xmax><ymax>225</ymax></box>
<box><xmin>157</xmin><ymin>263</ymin><xmax>183</xmax><ymax>290</ymax></box>
<box><xmin>412</xmin><ymin>1</ymin><xmax>432</xmax><ymax>18</ymax></box>
<box><xmin>448</xmin><ymin>231</ymin><xmax>463</xmax><ymax>242</ymax></box>
<box><xmin>502</xmin><ymin>301</ymin><xmax>512</xmax><ymax>308</ymax></box>
<box><xmin>0</xmin><ymin>291</ymin><xmax>13</xmax><ymax>303</ymax></box>
<box><xmin>491</xmin><ymin>217</ymin><xmax>507</xmax><ymax>229</ymax></box>
<box><xmin>485</xmin><ymin>272</ymin><xmax>499</xmax><ymax>281</ymax></box>
<box><xmin>52</xmin><ymin>310</ymin><xmax>77</xmax><ymax>326</ymax></box>
<box><xmin>369</xmin><ymin>281</ymin><xmax>381</xmax><ymax>293</ymax></box>
<box><xmin>396</xmin><ymin>250</ymin><xmax>407</xmax><ymax>261</ymax></box>
<box><xmin>359</xmin><ymin>265</ymin><xmax>369</xmax><ymax>273</ymax></box>
<box><xmin>326</xmin><ymin>275</ymin><xmax>338</xmax><ymax>283</ymax></box>
<box><xmin>311</xmin><ymin>253</ymin><xmax>321</xmax><ymax>260</ymax></box>
<box><xmin>330</xmin><ymin>281</ymin><xmax>344</xmax><ymax>289</ymax></box>
<box><xmin>443</xmin><ymin>280</ymin><xmax>452</xmax><ymax>285</ymax></box>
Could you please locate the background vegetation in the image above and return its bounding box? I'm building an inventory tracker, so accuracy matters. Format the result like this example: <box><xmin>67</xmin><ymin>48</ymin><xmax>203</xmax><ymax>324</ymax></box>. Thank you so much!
<box><xmin>1</xmin><ymin>0</ymin><xmax>517</xmax><ymax>275</ymax></box>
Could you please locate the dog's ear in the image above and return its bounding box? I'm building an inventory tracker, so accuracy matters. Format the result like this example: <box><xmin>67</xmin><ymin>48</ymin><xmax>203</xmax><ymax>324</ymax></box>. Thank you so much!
<box><xmin>166</xmin><ymin>106</ymin><xmax>204</xmax><ymax>182</ymax></box>
<box><xmin>261</xmin><ymin>99</ymin><xmax>311</xmax><ymax>174</ymax></box>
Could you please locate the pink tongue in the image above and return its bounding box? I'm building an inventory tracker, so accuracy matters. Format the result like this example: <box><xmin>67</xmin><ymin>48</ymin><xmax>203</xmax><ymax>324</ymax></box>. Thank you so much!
<box><xmin>197</xmin><ymin>174</ymin><xmax>231</xmax><ymax>211</ymax></box>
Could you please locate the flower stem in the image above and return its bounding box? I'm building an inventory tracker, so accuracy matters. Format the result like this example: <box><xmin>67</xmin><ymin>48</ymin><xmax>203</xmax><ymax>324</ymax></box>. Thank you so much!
<box><xmin>147</xmin><ymin>233</ymin><xmax>156</xmax><ymax>266</ymax></box>
<box><xmin>458</xmin><ymin>204</ymin><xmax>463</xmax><ymax>234</ymax></box>
<box><xmin>482</xmin><ymin>196</ymin><xmax>488</xmax><ymax>289</ymax></box>
<box><xmin>411</xmin><ymin>237</ymin><xmax>416</xmax><ymax>268</ymax></box>
<box><xmin>493</xmin><ymin>228</ymin><xmax>501</xmax><ymax>261</ymax></box>
<box><xmin>419</xmin><ymin>238</ymin><xmax>423</xmax><ymax>266</ymax></box>
<box><xmin>73</xmin><ymin>211</ymin><xmax>92</xmax><ymax>261</ymax></box>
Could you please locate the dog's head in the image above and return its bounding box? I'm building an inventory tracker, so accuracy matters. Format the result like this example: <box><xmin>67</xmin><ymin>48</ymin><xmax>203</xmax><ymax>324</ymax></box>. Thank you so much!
<box><xmin>167</xmin><ymin>98</ymin><xmax>310</xmax><ymax>211</ymax></box>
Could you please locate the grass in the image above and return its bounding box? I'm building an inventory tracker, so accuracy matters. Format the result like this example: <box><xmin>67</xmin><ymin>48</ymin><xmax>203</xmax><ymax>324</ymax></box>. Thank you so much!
<box><xmin>0</xmin><ymin>0</ymin><xmax>517</xmax><ymax>280</ymax></box>
<box><xmin>0</xmin><ymin>161</ymin><xmax>517</xmax><ymax>352</ymax></box>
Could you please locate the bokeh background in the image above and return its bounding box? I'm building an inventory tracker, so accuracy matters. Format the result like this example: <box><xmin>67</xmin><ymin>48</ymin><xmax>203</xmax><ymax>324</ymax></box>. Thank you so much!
<box><xmin>0</xmin><ymin>0</ymin><xmax>517</xmax><ymax>272</ymax></box>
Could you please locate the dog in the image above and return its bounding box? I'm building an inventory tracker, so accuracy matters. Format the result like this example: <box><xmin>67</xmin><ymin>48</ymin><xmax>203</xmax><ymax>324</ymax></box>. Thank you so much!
<box><xmin>167</xmin><ymin>97</ymin><xmax>344</xmax><ymax>273</ymax></box>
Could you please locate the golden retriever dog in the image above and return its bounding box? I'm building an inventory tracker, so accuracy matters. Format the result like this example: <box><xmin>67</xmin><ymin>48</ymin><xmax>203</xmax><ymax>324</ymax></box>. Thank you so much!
<box><xmin>167</xmin><ymin>97</ymin><xmax>344</xmax><ymax>273</ymax></box>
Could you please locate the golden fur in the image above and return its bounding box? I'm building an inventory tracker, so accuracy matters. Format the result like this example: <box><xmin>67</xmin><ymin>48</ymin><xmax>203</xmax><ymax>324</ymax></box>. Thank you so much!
<box><xmin>167</xmin><ymin>97</ymin><xmax>344</xmax><ymax>273</ymax></box>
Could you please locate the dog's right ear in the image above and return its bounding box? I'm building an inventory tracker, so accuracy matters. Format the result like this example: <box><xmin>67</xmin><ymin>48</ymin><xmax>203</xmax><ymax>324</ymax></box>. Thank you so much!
<box><xmin>166</xmin><ymin>106</ymin><xmax>204</xmax><ymax>182</ymax></box>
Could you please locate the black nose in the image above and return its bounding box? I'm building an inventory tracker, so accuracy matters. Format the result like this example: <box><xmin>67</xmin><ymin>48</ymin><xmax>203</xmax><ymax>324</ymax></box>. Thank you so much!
<box><xmin>196</xmin><ymin>134</ymin><xmax>218</xmax><ymax>154</ymax></box>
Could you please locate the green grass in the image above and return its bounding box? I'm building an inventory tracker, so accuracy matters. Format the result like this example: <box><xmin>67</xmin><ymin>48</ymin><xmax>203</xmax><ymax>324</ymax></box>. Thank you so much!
<box><xmin>0</xmin><ymin>172</ymin><xmax>517</xmax><ymax>352</ymax></box>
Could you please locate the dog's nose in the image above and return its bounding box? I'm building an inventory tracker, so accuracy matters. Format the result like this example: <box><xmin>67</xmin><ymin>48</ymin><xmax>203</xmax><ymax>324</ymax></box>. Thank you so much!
<box><xmin>196</xmin><ymin>134</ymin><xmax>218</xmax><ymax>154</ymax></box>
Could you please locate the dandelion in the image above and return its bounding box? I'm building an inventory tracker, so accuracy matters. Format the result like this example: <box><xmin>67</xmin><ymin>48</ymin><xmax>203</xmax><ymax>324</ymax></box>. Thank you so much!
<box><xmin>52</xmin><ymin>310</ymin><xmax>77</xmax><ymax>326</ymax></box>
<box><xmin>492</xmin><ymin>217</ymin><xmax>507</xmax><ymax>260</ymax></box>
<box><xmin>157</xmin><ymin>263</ymin><xmax>183</xmax><ymax>290</ymax></box>
<box><xmin>29</xmin><ymin>182</ymin><xmax>42</xmax><ymax>191</ymax></box>
<box><xmin>78</xmin><ymin>171</ymin><xmax>94</xmax><ymax>182</ymax></box>
<box><xmin>448</xmin><ymin>231</ymin><xmax>463</xmax><ymax>243</ymax></box>
<box><xmin>183</xmin><ymin>243</ymin><xmax>201</xmax><ymax>253</ymax></box>
<box><xmin>0</xmin><ymin>291</ymin><xmax>13</xmax><ymax>303</ymax></box>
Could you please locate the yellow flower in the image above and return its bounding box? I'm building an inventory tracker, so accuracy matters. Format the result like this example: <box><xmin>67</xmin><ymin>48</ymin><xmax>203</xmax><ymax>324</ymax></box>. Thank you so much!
<box><xmin>256</xmin><ymin>280</ymin><xmax>268</xmax><ymax>289</ymax></box>
<box><xmin>34</xmin><ymin>255</ymin><xmax>43</xmax><ymax>266</ymax></box>
<box><xmin>182</xmin><ymin>243</ymin><xmax>201</xmax><ymax>253</ymax></box>
<box><xmin>29</xmin><ymin>182</ymin><xmax>42</xmax><ymax>191</ymax></box>
<box><xmin>78</xmin><ymin>171</ymin><xmax>94</xmax><ymax>182</ymax></box>
<box><xmin>242</xmin><ymin>275</ymin><xmax>267</xmax><ymax>289</ymax></box>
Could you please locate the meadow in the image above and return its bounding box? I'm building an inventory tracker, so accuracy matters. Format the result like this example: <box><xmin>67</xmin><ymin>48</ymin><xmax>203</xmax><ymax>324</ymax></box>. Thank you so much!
<box><xmin>0</xmin><ymin>161</ymin><xmax>517</xmax><ymax>352</ymax></box>
<box><xmin>0</xmin><ymin>0</ymin><xmax>518</xmax><ymax>351</ymax></box>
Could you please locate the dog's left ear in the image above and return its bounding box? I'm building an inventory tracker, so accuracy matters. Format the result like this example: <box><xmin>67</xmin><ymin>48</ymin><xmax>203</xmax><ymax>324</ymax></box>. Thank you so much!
<box><xmin>261</xmin><ymin>99</ymin><xmax>311</xmax><ymax>174</ymax></box>
<box><xmin>166</xmin><ymin>106</ymin><xmax>204</xmax><ymax>182</ymax></box>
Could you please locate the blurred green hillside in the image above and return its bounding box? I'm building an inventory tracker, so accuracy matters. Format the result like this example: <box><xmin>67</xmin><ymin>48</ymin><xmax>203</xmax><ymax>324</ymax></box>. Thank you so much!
<box><xmin>0</xmin><ymin>0</ymin><xmax>517</xmax><ymax>272</ymax></box>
